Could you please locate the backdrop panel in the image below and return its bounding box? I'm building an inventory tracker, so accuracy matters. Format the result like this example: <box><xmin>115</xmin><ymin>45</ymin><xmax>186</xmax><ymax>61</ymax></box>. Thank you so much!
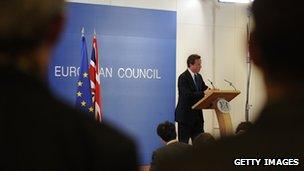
<box><xmin>48</xmin><ymin>2</ymin><xmax>176</xmax><ymax>165</ymax></box>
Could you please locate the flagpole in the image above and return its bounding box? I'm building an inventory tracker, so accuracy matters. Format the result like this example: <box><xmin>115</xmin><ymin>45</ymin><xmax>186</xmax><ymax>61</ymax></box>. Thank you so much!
<box><xmin>81</xmin><ymin>27</ymin><xmax>85</xmax><ymax>37</ymax></box>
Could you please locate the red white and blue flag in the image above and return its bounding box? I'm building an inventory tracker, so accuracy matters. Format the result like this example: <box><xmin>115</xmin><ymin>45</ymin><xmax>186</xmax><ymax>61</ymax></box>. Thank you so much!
<box><xmin>89</xmin><ymin>35</ymin><xmax>103</xmax><ymax>122</ymax></box>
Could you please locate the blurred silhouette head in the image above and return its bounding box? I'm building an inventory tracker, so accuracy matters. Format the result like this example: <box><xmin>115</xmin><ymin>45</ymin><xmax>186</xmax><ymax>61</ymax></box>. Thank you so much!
<box><xmin>157</xmin><ymin>121</ymin><xmax>176</xmax><ymax>143</ymax></box>
<box><xmin>193</xmin><ymin>133</ymin><xmax>216</xmax><ymax>149</ymax></box>
<box><xmin>250</xmin><ymin>0</ymin><xmax>304</xmax><ymax>84</ymax></box>
<box><xmin>0</xmin><ymin>0</ymin><xmax>65</xmax><ymax>75</ymax></box>
<box><xmin>235</xmin><ymin>121</ymin><xmax>253</xmax><ymax>135</ymax></box>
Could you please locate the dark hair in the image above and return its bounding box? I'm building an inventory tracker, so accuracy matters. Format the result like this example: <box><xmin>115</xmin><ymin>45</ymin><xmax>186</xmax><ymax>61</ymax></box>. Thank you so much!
<box><xmin>157</xmin><ymin>121</ymin><xmax>176</xmax><ymax>142</ymax></box>
<box><xmin>0</xmin><ymin>0</ymin><xmax>64</xmax><ymax>54</ymax></box>
<box><xmin>251</xmin><ymin>0</ymin><xmax>304</xmax><ymax>80</ymax></box>
<box><xmin>193</xmin><ymin>133</ymin><xmax>215</xmax><ymax>149</ymax></box>
<box><xmin>187</xmin><ymin>54</ymin><xmax>201</xmax><ymax>67</ymax></box>
<box><xmin>235</xmin><ymin>122</ymin><xmax>253</xmax><ymax>134</ymax></box>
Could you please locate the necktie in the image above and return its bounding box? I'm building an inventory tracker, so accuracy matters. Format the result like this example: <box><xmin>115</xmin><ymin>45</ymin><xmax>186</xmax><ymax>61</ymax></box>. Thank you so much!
<box><xmin>194</xmin><ymin>74</ymin><xmax>199</xmax><ymax>91</ymax></box>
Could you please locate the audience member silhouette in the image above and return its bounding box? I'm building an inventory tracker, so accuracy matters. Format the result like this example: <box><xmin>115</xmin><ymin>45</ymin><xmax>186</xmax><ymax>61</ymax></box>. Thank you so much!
<box><xmin>150</xmin><ymin>121</ymin><xmax>192</xmax><ymax>171</ymax></box>
<box><xmin>0</xmin><ymin>1</ymin><xmax>138</xmax><ymax>170</ymax></box>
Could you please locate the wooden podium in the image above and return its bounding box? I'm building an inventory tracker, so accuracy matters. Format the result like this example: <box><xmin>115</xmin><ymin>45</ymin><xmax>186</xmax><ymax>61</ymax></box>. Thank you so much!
<box><xmin>192</xmin><ymin>90</ymin><xmax>240</xmax><ymax>137</ymax></box>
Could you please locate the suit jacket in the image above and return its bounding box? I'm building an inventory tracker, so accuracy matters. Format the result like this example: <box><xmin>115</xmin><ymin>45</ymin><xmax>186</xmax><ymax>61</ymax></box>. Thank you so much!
<box><xmin>175</xmin><ymin>70</ymin><xmax>208</xmax><ymax>124</ymax></box>
<box><xmin>149</xmin><ymin>141</ymin><xmax>193</xmax><ymax>171</ymax></box>
<box><xmin>193</xmin><ymin>94</ymin><xmax>304</xmax><ymax>171</ymax></box>
<box><xmin>0</xmin><ymin>68</ymin><xmax>138</xmax><ymax>171</ymax></box>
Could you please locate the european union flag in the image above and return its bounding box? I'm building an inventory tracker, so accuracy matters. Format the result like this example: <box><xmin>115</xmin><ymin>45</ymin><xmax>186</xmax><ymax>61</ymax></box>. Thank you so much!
<box><xmin>75</xmin><ymin>33</ymin><xmax>94</xmax><ymax>115</ymax></box>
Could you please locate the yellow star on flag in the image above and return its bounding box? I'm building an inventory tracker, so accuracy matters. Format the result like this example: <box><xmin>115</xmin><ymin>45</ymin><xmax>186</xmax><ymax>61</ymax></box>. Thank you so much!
<box><xmin>88</xmin><ymin>107</ymin><xmax>94</xmax><ymax>113</ymax></box>
<box><xmin>81</xmin><ymin>101</ymin><xmax>86</xmax><ymax>107</ymax></box>
<box><xmin>77</xmin><ymin>81</ymin><xmax>83</xmax><ymax>87</ymax></box>
<box><xmin>83</xmin><ymin>72</ymin><xmax>88</xmax><ymax>78</ymax></box>
<box><xmin>76</xmin><ymin>91</ymin><xmax>82</xmax><ymax>97</ymax></box>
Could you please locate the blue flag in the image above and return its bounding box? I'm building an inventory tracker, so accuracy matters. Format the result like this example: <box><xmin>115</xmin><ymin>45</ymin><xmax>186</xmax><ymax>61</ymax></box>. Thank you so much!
<box><xmin>75</xmin><ymin>35</ymin><xmax>94</xmax><ymax>115</ymax></box>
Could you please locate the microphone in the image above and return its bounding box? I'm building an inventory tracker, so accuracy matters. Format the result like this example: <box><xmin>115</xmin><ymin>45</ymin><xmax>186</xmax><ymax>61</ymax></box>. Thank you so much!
<box><xmin>207</xmin><ymin>79</ymin><xmax>216</xmax><ymax>89</ymax></box>
<box><xmin>224</xmin><ymin>79</ymin><xmax>237</xmax><ymax>91</ymax></box>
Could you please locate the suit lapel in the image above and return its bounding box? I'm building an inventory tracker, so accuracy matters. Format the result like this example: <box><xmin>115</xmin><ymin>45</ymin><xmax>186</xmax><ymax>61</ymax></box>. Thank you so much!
<box><xmin>185</xmin><ymin>70</ymin><xmax>197</xmax><ymax>91</ymax></box>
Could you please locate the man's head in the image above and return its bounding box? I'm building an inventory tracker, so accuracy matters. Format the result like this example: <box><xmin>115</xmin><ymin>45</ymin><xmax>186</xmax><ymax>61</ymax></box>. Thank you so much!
<box><xmin>235</xmin><ymin>121</ymin><xmax>253</xmax><ymax>135</ymax></box>
<box><xmin>193</xmin><ymin>133</ymin><xmax>215</xmax><ymax>149</ymax></box>
<box><xmin>187</xmin><ymin>54</ymin><xmax>202</xmax><ymax>73</ymax></box>
<box><xmin>250</xmin><ymin>0</ymin><xmax>304</xmax><ymax>84</ymax></box>
<box><xmin>157</xmin><ymin>121</ymin><xmax>176</xmax><ymax>143</ymax></box>
<box><xmin>0</xmin><ymin>0</ymin><xmax>65</xmax><ymax>74</ymax></box>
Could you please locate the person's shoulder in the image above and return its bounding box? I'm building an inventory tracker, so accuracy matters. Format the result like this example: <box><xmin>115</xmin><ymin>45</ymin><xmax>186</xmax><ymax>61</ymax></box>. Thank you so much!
<box><xmin>53</xmin><ymin>100</ymin><xmax>138</xmax><ymax>166</ymax></box>
<box><xmin>48</xmin><ymin>97</ymin><xmax>136</xmax><ymax>148</ymax></box>
<box><xmin>196</xmin><ymin>134</ymin><xmax>258</xmax><ymax>161</ymax></box>
<box><xmin>151</xmin><ymin>145</ymin><xmax>169</xmax><ymax>160</ymax></box>
<box><xmin>171</xmin><ymin>142</ymin><xmax>192</xmax><ymax>148</ymax></box>
<box><xmin>158</xmin><ymin>142</ymin><xmax>192</xmax><ymax>153</ymax></box>
<box><xmin>178</xmin><ymin>70</ymin><xmax>190</xmax><ymax>79</ymax></box>
<box><xmin>192</xmin><ymin>136</ymin><xmax>245</xmax><ymax>170</ymax></box>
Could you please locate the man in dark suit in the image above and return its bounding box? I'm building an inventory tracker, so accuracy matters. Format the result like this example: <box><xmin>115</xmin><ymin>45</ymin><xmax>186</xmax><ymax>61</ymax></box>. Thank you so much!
<box><xmin>193</xmin><ymin>0</ymin><xmax>304</xmax><ymax>170</ymax></box>
<box><xmin>149</xmin><ymin>121</ymin><xmax>192</xmax><ymax>171</ymax></box>
<box><xmin>175</xmin><ymin>54</ymin><xmax>209</xmax><ymax>143</ymax></box>
<box><xmin>0</xmin><ymin>1</ymin><xmax>137</xmax><ymax>170</ymax></box>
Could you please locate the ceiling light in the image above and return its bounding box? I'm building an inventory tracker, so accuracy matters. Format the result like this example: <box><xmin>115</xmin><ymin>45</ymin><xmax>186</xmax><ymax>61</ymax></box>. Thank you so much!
<box><xmin>218</xmin><ymin>0</ymin><xmax>253</xmax><ymax>3</ymax></box>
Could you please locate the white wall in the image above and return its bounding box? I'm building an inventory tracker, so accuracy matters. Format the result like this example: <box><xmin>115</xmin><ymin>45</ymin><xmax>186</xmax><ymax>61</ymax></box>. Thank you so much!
<box><xmin>66</xmin><ymin>0</ymin><xmax>266</xmax><ymax>137</ymax></box>
<box><xmin>211</xmin><ymin>1</ymin><xmax>266</xmax><ymax>136</ymax></box>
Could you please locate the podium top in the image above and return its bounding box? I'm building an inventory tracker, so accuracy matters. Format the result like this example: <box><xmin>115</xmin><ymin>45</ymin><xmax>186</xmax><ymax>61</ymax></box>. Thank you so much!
<box><xmin>192</xmin><ymin>90</ymin><xmax>241</xmax><ymax>109</ymax></box>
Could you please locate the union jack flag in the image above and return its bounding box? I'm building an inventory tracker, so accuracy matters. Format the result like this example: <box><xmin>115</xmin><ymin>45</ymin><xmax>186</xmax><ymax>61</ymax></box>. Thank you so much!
<box><xmin>89</xmin><ymin>35</ymin><xmax>103</xmax><ymax>122</ymax></box>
